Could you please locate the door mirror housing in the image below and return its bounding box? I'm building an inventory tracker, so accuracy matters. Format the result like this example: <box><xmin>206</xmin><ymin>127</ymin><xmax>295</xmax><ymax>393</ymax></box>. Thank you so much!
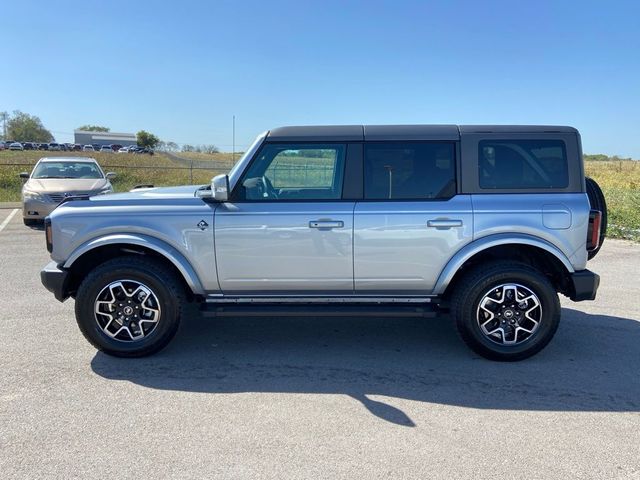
<box><xmin>19</xmin><ymin>172</ymin><xmax>29</xmax><ymax>179</ymax></box>
<box><xmin>212</xmin><ymin>174</ymin><xmax>230</xmax><ymax>201</ymax></box>
<box><xmin>105</xmin><ymin>172</ymin><xmax>116</xmax><ymax>180</ymax></box>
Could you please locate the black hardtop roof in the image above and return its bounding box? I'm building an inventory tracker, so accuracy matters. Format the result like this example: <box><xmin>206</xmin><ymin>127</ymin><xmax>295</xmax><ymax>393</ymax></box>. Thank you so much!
<box><xmin>266</xmin><ymin>124</ymin><xmax>577</xmax><ymax>142</ymax></box>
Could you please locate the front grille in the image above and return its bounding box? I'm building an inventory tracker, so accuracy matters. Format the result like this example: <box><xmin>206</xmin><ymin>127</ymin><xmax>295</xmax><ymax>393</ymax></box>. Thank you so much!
<box><xmin>46</xmin><ymin>192</ymin><xmax>91</xmax><ymax>203</ymax></box>
<box><xmin>46</xmin><ymin>193</ymin><xmax>66</xmax><ymax>203</ymax></box>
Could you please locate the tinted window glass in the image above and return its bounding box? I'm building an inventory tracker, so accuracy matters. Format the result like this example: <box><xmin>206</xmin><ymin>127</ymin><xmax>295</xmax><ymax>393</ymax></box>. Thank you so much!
<box><xmin>239</xmin><ymin>144</ymin><xmax>345</xmax><ymax>200</ymax></box>
<box><xmin>364</xmin><ymin>142</ymin><xmax>455</xmax><ymax>200</ymax></box>
<box><xmin>478</xmin><ymin>140</ymin><xmax>568</xmax><ymax>189</ymax></box>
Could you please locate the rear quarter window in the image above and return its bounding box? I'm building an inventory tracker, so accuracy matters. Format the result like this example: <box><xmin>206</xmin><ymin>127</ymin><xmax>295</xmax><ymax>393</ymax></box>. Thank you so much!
<box><xmin>478</xmin><ymin>139</ymin><xmax>569</xmax><ymax>189</ymax></box>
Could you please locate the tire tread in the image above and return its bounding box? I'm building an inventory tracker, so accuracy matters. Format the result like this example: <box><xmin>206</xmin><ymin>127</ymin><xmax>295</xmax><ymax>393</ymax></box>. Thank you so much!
<box><xmin>450</xmin><ymin>262</ymin><xmax>560</xmax><ymax>361</ymax></box>
<box><xmin>75</xmin><ymin>255</ymin><xmax>185</xmax><ymax>357</ymax></box>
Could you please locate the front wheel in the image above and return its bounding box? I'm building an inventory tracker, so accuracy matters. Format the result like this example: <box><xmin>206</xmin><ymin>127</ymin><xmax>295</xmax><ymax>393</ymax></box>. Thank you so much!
<box><xmin>450</xmin><ymin>263</ymin><xmax>560</xmax><ymax>361</ymax></box>
<box><xmin>75</xmin><ymin>256</ymin><xmax>185</xmax><ymax>357</ymax></box>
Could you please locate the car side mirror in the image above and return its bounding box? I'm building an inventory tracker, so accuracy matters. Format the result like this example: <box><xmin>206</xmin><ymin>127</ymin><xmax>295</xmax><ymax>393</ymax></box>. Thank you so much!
<box><xmin>212</xmin><ymin>174</ymin><xmax>229</xmax><ymax>201</ymax></box>
<box><xmin>106</xmin><ymin>172</ymin><xmax>116</xmax><ymax>179</ymax></box>
<box><xmin>19</xmin><ymin>172</ymin><xmax>29</xmax><ymax>180</ymax></box>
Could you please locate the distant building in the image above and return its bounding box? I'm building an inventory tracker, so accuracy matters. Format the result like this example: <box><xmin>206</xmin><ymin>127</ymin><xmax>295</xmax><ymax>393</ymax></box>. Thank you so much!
<box><xmin>74</xmin><ymin>130</ymin><xmax>137</xmax><ymax>147</ymax></box>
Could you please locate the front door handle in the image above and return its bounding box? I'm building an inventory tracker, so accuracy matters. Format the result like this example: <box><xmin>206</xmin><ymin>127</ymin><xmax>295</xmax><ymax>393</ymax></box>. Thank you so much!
<box><xmin>427</xmin><ymin>219</ymin><xmax>463</xmax><ymax>229</ymax></box>
<box><xmin>309</xmin><ymin>220</ymin><xmax>344</xmax><ymax>229</ymax></box>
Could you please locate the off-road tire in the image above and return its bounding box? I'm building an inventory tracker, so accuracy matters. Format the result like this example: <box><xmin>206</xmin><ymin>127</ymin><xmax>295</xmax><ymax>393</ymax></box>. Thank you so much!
<box><xmin>75</xmin><ymin>256</ymin><xmax>185</xmax><ymax>357</ymax></box>
<box><xmin>585</xmin><ymin>176</ymin><xmax>607</xmax><ymax>259</ymax></box>
<box><xmin>451</xmin><ymin>263</ymin><xmax>560</xmax><ymax>361</ymax></box>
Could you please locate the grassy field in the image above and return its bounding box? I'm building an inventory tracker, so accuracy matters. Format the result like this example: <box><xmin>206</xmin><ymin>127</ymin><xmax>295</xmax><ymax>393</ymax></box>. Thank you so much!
<box><xmin>171</xmin><ymin>151</ymin><xmax>238</xmax><ymax>166</ymax></box>
<box><xmin>1</xmin><ymin>151</ymin><xmax>638</xmax><ymax>241</ymax></box>
<box><xmin>0</xmin><ymin>151</ymin><xmax>228</xmax><ymax>202</ymax></box>
<box><xmin>585</xmin><ymin>160</ymin><xmax>640</xmax><ymax>241</ymax></box>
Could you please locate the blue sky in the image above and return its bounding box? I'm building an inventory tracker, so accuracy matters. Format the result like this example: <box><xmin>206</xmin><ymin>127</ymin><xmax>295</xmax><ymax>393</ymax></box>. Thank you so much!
<box><xmin>1</xmin><ymin>0</ymin><xmax>639</xmax><ymax>156</ymax></box>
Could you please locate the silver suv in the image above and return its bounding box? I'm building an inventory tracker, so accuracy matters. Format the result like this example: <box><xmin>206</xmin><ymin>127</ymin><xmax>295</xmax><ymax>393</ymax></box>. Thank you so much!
<box><xmin>40</xmin><ymin>125</ymin><xmax>605</xmax><ymax>361</ymax></box>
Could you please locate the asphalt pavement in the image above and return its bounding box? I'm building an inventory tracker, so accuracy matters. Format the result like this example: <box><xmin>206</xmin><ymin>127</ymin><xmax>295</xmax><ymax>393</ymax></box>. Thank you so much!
<box><xmin>0</xmin><ymin>207</ymin><xmax>638</xmax><ymax>479</ymax></box>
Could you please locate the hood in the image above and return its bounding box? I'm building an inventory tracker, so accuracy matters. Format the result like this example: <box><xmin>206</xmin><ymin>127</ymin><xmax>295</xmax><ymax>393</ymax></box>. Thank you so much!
<box><xmin>25</xmin><ymin>178</ymin><xmax>109</xmax><ymax>193</ymax></box>
<box><xmin>90</xmin><ymin>185</ymin><xmax>203</xmax><ymax>202</ymax></box>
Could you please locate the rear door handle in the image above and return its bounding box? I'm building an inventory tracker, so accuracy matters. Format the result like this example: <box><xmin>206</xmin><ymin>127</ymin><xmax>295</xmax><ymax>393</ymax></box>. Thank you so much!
<box><xmin>427</xmin><ymin>219</ymin><xmax>463</xmax><ymax>229</ymax></box>
<box><xmin>309</xmin><ymin>220</ymin><xmax>344</xmax><ymax>229</ymax></box>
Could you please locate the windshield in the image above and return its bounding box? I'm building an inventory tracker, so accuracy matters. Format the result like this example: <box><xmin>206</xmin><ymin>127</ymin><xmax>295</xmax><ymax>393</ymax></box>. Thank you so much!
<box><xmin>228</xmin><ymin>131</ymin><xmax>267</xmax><ymax>189</ymax></box>
<box><xmin>32</xmin><ymin>162</ymin><xmax>104</xmax><ymax>179</ymax></box>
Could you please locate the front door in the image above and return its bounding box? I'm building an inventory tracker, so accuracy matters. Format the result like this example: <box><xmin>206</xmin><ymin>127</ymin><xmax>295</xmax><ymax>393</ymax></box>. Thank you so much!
<box><xmin>215</xmin><ymin>143</ymin><xmax>354</xmax><ymax>295</ymax></box>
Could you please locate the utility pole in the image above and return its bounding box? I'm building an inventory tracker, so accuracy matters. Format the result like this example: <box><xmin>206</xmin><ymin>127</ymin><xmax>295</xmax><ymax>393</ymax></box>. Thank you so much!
<box><xmin>232</xmin><ymin>115</ymin><xmax>236</xmax><ymax>161</ymax></box>
<box><xmin>0</xmin><ymin>111</ymin><xmax>7</xmax><ymax>140</ymax></box>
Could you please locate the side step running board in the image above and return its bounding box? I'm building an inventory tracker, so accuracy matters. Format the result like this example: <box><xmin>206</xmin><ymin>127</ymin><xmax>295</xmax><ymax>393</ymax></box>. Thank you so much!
<box><xmin>201</xmin><ymin>304</ymin><xmax>439</xmax><ymax>318</ymax></box>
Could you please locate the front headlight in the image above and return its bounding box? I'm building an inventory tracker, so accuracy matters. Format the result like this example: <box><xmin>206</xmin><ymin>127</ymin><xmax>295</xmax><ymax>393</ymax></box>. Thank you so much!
<box><xmin>96</xmin><ymin>186</ymin><xmax>114</xmax><ymax>195</ymax></box>
<box><xmin>23</xmin><ymin>189</ymin><xmax>43</xmax><ymax>201</ymax></box>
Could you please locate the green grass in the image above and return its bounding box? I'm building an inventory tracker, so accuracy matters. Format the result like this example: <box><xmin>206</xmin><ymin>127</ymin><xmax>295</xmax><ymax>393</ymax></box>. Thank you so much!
<box><xmin>585</xmin><ymin>160</ymin><xmax>640</xmax><ymax>242</ymax></box>
<box><xmin>171</xmin><ymin>151</ymin><xmax>238</xmax><ymax>165</ymax></box>
<box><xmin>1</xmin><ymin>151</ymin><xmax>638</xmax><ymax>242</ymax></box>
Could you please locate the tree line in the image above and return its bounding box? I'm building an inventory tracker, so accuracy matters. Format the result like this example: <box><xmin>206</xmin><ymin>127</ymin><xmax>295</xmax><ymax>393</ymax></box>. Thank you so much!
<box><xmin>0</xmin><ymin>111</ymin><xmax>219</xmax><ymax>152</ymax></box>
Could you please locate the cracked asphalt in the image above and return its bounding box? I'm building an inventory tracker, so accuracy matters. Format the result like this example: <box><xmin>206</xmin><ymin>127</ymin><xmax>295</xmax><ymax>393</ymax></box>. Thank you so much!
<box><xmin>0</xmin><ymin>207</ymin><xmax>638</xmax><ymax>479</ymax></box>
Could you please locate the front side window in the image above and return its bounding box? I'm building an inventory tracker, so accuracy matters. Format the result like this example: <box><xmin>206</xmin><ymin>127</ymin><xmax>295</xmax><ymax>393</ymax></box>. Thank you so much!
<box><xmin>238</xmin><ymin>144</ymin><xmax>346</xmax><ymax>200</ymax></box>
<box><xmin>478</xmin><ymin>139</ymin><xmax>569</xmax><ymax>189</ymax></box>
<box><xmin>364</xmin><ymin>142</ymin><xmax>456</xmax><ymax>200</ymax></box>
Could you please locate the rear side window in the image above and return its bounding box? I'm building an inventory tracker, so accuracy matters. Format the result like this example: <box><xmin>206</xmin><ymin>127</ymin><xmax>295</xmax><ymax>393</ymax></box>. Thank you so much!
<box><xmin>478</xmin><ymin>140</ymin><xmax>568</xmax><ymax>189</ymax></box>
<box><xmin>364</xmin><ymin>142</ymin><xmax>456</xmax><ymax>200</ymax></box>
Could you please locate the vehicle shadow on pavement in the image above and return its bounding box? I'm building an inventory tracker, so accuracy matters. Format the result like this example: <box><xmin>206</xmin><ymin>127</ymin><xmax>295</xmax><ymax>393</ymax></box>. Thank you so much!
<box><xmin>91</xmin><ymin>307</ymin><xmax>640</xmax><ymax>426</ymax></box>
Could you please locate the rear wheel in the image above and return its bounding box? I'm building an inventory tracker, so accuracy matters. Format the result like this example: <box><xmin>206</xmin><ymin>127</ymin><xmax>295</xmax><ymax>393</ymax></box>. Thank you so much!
<box><xmin>75</xmin><ymin>256</ymin><xmax>185</xmax><ymax>357</ymax></box>
<box><xmin>451</xmin><ymin>263</ymin><xmax>560</xmax><ymax>361</ymax></box>
<box><xmin>585</xmin><ymin>176</ymin><xmax>607</xmax><ymax>259</ymax></box>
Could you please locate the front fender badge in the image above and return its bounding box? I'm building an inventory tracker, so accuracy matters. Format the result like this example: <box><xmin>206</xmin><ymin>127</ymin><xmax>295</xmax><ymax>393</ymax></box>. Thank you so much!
<box><xmin>197</xmin><ymin>220</ymin><xmax>209</xmax><ymax>231</ymax></box>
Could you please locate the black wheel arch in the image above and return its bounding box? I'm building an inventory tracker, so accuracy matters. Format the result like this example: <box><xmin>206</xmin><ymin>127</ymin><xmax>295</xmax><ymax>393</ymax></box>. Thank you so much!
<box><xmin>63</xmin><ymin>244</ymin><xmax>197</xmax><ymax>302</ymax></box>
<box><xmin>443</xmin><ymin>243</ymin><xmax>573</xmax><ymax>302</ymax></box>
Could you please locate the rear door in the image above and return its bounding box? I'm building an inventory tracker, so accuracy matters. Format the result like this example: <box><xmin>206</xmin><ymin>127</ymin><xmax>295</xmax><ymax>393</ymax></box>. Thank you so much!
<box><xmin>215</xmin><ymin>143</ymin><xmax>357</xmax><ymax>294</ymax></box>
<box><xmin>354</xmin><ymin>141</ymin><xmax>473</xmax><ymax>294</ymax></box>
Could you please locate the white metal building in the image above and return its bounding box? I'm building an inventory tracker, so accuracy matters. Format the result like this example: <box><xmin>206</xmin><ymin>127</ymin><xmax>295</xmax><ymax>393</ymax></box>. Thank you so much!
<box><xmin>74</xmin><ymin>130</ymin><xmax>137</xmax><ymax>147</ymax></box>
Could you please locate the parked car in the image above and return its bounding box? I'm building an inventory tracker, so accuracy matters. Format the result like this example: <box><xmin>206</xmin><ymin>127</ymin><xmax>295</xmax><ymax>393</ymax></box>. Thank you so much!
<box><xmin>134</xmin><ymin>147</ymin><xmax>154</xmax><ymax>155</ymax></box>
<box><xmin>82</xmin><ymin>145</ymin><xmax>95</xmax><ymax>152</ymax></box>
<box><xmin>117</xmin><ymin>147</ymin><xmax>129</xmax><ymax>153</ymax></box>
<box><xmin>40</xmin><ymin>125</ymin><xmax>606</xmax><ymax>361</ymax></box>
<box><xmin>22</xmin><ymin>142</ymin><xmax>35</xmax><ymax>150</ymax></box>
<box><xmin>39</xmin><ymin>143</ymin><xmax>49</xmax><ymax>151</ymax></box>
<box><xmin>99</xmin><ymin>145</ymin><xmax>113</xmax><ymax>153</ymax></box>
<box><xmin>0</xmin><ymin>141</ymin><xmax>6</xmax><ymax>150</ymax></box>
<box><xmin>20</xmin><ymin>157</ymin><xmax>115</xmax><ymax>226</ymax></box>
<box><xmin>48</xmin><ymin>143</ymin><xmax>61</xmax><ymax>151</ymax></box>
<box><xmin>111</xmin><ymin>144</ymin><xmax>123</xmax><ymax>151</ymax></box>
<box><xmin>73</xmin><ymin>144</ymin><xmax>82</xmax><ymax>151</ymax></box>
<box><xmin>9</xmin><ymin>142</ymin><xmax>24</xmax><ymax>150</ymax></box>
<box><xmin>92</xmin><ymin>144</ymin><xmax>100</xmax><ymax>151</ymax></box>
